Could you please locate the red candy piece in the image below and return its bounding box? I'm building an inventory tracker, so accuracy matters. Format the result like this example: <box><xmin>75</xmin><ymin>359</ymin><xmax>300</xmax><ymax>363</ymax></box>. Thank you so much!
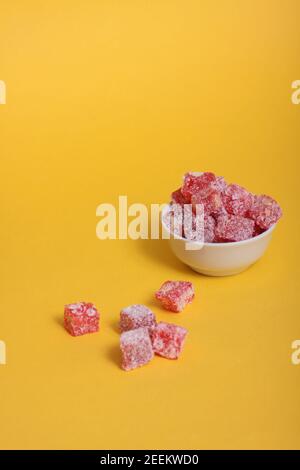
<box><xmin>64</xmin><ymin>302</ymin><xmax>99</xmax><ymax>337</ymax></box>
<box><xmin>248</xmin><ymin>194</ymin><xmax>282</xmax><ymax>230</ymax></box>
<box><xmin>181</xmin><ymin>172</ymin><xmax>216</xmax><ymax>202</ymax></box>
<box><xmin>155</xmin><ymin>280</ymin><xmax>194</xmax><ymax>313</ymax></box>
<box><xmin>191</xmin><ymin>189</ymin><xmax>224</xmax><ymax>216</ymax></box>
<box><xmin>120</xmin><ymin>304</ymin><xmax>156</xmax><ymax>333</ymax></box>
<box><xmin>183</xmin><ymin>210</ymin><xmax>216</xmax><ymax>243</ymax></box>
<box><xmin>181</xmin><ymin>172</ymin><xmax>225</xmax><ymax>216</ymax></box>
<box><xmin>120</xmin><ymin>327</ymin><xmax>154</xmax><ymax>371</ymax></box>
<box><xmin>215</xmin><ymin>214</ymin><xmax>255</xmax><ymax>242</ymax></box>
<box><xmin>222</xmin><ymin>184</ymin><xmax>254</xmax><ymax>216</ymax></box>
<box><xmin>152</xmin><ymin>322</ymin><xmax>188</xmax><ymax>359</ymax></box>
<box><xmin>171</xmin><ymin>188</ymin><xmax>189</xmax><ymax>205</ymax></box>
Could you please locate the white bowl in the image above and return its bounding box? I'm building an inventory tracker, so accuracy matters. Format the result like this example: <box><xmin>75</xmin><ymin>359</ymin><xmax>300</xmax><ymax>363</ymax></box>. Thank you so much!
<box><xmin>161</xmin><ymin>205</ymin><xmax>277</xmax><ymax>276</ymax></box>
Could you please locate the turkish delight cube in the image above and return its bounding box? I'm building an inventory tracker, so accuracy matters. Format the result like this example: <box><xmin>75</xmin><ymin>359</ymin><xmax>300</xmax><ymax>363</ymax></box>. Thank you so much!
<box><xmin>64</xmin><ymin>302</ymin><xmax>99</xmax><ymax>337</ymax></box>
<box><xmin>248</xmin><ymin>194</ymin><xmax>282</xmax><ymax>230</ymax></box>
<box><xmin>222</xmin><ymin>183</ymin><xmax>254</xmax><ymax>216</ymax></box>
<box><xmin>215</xmin><ymin>214</ymin><xmax>255</xmax><ymax>242</ymax></box>
<box><xmin>155</xmin><ymin>280</ymin><xmax>194</xmax><ymax>313</ymax></box>
<box><xmin>152</xmin><ymin>322</ymin><xmax>188</xmax><ymax>359</ymax></box>
<box><xmin>120</xmin><ymin>327</ymin><xmax>154</xmax><ymax>371</ymax></box>
<box><xmin>120</xmin><ymin>304</ymin><xmax>156</xmax><ymax>333</ymax></box>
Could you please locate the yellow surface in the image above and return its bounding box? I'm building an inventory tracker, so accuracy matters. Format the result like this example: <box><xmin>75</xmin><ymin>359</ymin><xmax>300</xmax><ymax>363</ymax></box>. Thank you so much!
<box><xmin>1</xmin><ymin>0</ymin><xmax>300</xmax><ymax>450</ymax></box>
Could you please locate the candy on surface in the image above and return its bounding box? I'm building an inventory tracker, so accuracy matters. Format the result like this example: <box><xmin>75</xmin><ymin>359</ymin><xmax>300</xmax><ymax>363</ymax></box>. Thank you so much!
<box><xmin>155</xmin><ymin>280</ymin><xmax>195</xmax><ymax>313</ymax></box>
<box><xmin>222</xmin><ymin>184</ymin><xmax>254</xmax><ymax>216</ymax></box>
<box><xmin>215</xmin><ymin>214</ymin><xmax>255</xmax><ymax>242</ymax></box>
<box><xmin>248</xmin><ymin>194</ymin><xmax>282</xmax><ymax>230</ymax></box>
<box><xmin>120</xmin><ymin>327</ymin><xmax>154</xmax><ymax>371</ymax></box>
<box><xmin>152</xmin><ymin>322</ymin><xmax>188</xmax><ymax>359</ymax></box>
<box><xmin>120</xmin><ymin>304</ymin><xmax>156</xmax><ymax>333</ymax></box>
<box><xmin>64</xmin><ymin>302</ymin><xmax>99</xmax><ymax>337</ymax></box>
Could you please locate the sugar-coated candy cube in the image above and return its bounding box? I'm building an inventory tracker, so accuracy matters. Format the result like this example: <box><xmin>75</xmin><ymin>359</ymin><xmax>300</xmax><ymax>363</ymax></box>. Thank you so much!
<box><xmin>181</xmin><ymin>172</ymin><xmax>226</xmax><ymax>216</ymax></box>
<box><xmin>152</xmin><ymin>322</ymin><xmax>188</xmax><ymax>359</ymax></box>
<box><xmin>222</xmin><ymin>184</ymin><xmax>254</xmax><ymax>216</ymax></box>
<box><xmin>120</xmin><ymin>327</ymin><xmax>154</xmax><ymax>371</ymax></box>
<box><xmin>120</xmin><ymin>304</ymin><xmax>156</xmax><ymax>333</ymax></box>
<box><xmin>215</xmin><ymin>214</ymin><xmax>255</xmax><ymax>242</ymax></box>
<box><xmin>183</xmin><ymin>210</ymin><xmax>216</xmax><ymax>243</ymax></box>
<box><xmin>248</xmin><ymin>194</ymin><xmax>282</xmax><ymax>230</ymax></box>
<box><xmin>155</xmin><ymin>280</ymin><xmax>194</xmax><ymax>313</ymax></box>
<box><xmin>64</xmin><ymin>302</ymin><xmax>99</xmax><ymax>337</ymax></box>
<box><xmin>191</xmin><ymin>189</ymin><xmax>224</xmax><ymax>216</ymax></box>
<box><xmin>171</xmin><ymin>188</ymin><xmax>189</xmax><ymax>205</ymax></box>
<box><xmin>181</xmin><ymin>171</ymin><xmax>216</xmax><ymax>202</ymax></box>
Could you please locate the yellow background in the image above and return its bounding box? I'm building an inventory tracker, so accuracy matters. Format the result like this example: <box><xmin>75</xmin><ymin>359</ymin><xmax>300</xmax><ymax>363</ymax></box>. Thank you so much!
<box><xmin>1</xmin><ymin>0</ymin><xmax>300</xmax><ymax>450</ymax></box>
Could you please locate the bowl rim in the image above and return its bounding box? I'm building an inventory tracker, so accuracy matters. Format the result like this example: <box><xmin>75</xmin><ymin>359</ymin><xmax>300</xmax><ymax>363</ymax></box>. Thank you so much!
<box><xmin>161</xmin><ymin>203</ymin><xmax>277</xmax><ymax>248</ymax></box>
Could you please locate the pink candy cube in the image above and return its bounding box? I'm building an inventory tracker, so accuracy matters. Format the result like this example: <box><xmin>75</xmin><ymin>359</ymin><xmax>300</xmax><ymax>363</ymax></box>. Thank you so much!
<box><xmin>120</xmin><ymin>327</ymin><xmax>154</xmax><ymax>371</ymax></box>
<box><xmin>152</xmin><ymin>322</ymin><xmax>188</xmax><ymax>359</ymax></box>
<box><xmin>222</xmin><ymin>184</ymin><xmax>254</xmax><ymax>216</ymax></box>
<box><xmin>215</xmin><ymin>214</ymin><xmax>255</xmax><ymax>242</ymax></box>
<box><xmin>155</xmin><ymin>280</ymin><xmax>195</xmax><ymax>313</ymax></box>
<box><xmin>248</xmin><ymin>194</ymin><xmax>282</xmax><ymax>230</ymax></box>
<box><xmin>120</xmin><ymin>304</ymin><xmax>156</xmax><ymax>333</ymax></box>
<box><xmin>64</xmin><ymin>302</ymin><xmax>99</xmax><ymax>337</ymax></box>
<box><xmin>181</xmin><ymin>172</ymin><xmax>216</xmax><ymax>202</ymax></box>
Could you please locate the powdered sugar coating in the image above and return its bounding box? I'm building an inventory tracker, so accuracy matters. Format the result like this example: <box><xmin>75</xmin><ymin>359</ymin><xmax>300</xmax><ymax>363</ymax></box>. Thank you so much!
<box><xmin>215</xmin><ymin>214</ymin><xmax>255</xmax><ymax>242</ymax></box>
<box><xmin>155</xmin><ymin>280</ymin><xmax>194</xmax><ymax>313</ymax></box>
<box><xmin>183</xmin><ymin>210</ymin><xmax>216</xmax><ymax>243</ymax></box>
<box><xmin>248</xmin><ymin>194</ymin><xmax>282</xmax><ymax>230</ymax></box>
<box><xmin>152</xmin><ymin>322</ymin><xmax>188</xmax><ymax>359</ymax></box>
<box><xmin>120</xmin><ymin>327</ymin><xmax>154</xmax><ymax>371</ymax></box>
<box><xmin>64</xmin><ymin>302</ymin><xmax>99</xmax><ymax>336</ymax></box>
<box><xmin>120</xmin><ymin>304</ymin><xmax>156</xmax><ymax>333</ymax></box>
<box><xmin>163</xmin><ymin>205</ymin><xmax>184</xmax><ymax>238</ymax></box>
<box><xmin>203</xmin><ymin>214</ymin><xmax>216</xmax><ymax>242</ymax></box>
<box><xmin>222</xmin><ymin>184</ymin><xmax>254</xmax><ymax>216</ymax></box>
